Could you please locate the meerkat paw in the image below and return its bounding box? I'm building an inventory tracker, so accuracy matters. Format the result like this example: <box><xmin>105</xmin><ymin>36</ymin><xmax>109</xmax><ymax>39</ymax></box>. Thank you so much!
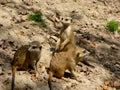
<box><xmin>31</xmin><ymin>74</ymin><xmax>37</xmax><ymax>81</ymax></box>
<box><xmin>61</xmin><ymin>77</ymin><xmax>70</xmax><ymax>82</ymax></box>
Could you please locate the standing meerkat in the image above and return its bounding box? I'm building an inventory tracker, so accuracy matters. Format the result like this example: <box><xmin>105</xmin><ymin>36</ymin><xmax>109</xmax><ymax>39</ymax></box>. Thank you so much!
<box><xmin>48</xmin><ymin>51</ymin><xmax>80</xmax><ymax>90</ymax></box>
<box><xmin>11</xmin><ymin>41</ymin><xmax>42</xmax><ymax>90</ymax></box>
<box><xmin>56</xmin><ymin>16</ymin><xmax>76</xmax><ymax>55</ymax></box>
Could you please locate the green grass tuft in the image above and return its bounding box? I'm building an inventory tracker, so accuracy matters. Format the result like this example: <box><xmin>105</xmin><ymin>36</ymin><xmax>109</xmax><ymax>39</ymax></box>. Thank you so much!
<box><xmin>28</xmin><ymin>12</ymin><xmax>46</xmax><ymax>27</ymax></box>
<box><xmin>106</xmin><ymin>20</ymin><xmax>119</xmax><ymax>32</ymax></box>
<box><xmin>28</xmin><ymin>12</ymin><xmax>43</xmax><ymax>22</ymax></box>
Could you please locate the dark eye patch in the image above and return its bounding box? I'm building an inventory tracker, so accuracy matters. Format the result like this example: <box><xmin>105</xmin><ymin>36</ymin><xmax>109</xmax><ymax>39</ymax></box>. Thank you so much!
<box><xmin>32</xmin><ymin>46</ymin><xmax>37</xmax><ymax>49</ymax></box>
<box><xmin>39</xmin><ymin>46</ymin><xmax>42</xmax><ymax>50</ymax></box>
<box><xmin>65</xmin><ymin>18</ymin><xmax>68</xmax><ymax>21</ymax></box>
<box><xmin>61</xmin><ymin>17</ymin><xmax>64</xmax><ymax>20</ymax></box>
<box><xmin>83</xmin><ymin>50</ymin><xmax>87</xmax><ymax>53</ymax></box>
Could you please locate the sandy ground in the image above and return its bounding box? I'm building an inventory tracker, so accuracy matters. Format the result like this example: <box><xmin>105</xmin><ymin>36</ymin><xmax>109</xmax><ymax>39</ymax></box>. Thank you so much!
<box><xmin>0</xmin><ymin>0</ymin><xmax>120</xmax><ymax>90</ymax></box>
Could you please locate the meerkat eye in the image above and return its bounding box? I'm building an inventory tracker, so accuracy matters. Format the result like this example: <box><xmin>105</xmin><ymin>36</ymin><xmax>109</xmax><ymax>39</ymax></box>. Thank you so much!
<box><xmin>65</xmin><ymin>18</ymin><xmax>68</xmax><ymax>21</ymax></box>
<box><xmin>60</xmin><ymin>17</ymin><xmax>63</xmax><ymax>20</ymax></box>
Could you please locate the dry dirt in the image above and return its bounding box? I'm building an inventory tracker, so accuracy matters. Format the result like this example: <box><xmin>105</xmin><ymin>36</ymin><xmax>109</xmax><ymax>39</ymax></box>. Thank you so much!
<box><xmin>0</xmin><ymin>0</ymin><xmax>120</xmax><ymax>90</ymax></box>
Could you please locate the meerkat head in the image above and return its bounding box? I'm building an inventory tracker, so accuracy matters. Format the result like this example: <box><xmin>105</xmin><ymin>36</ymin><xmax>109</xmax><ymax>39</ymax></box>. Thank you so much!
<box><xmin>60</xmin><ymin>16</ymin><xmax>72</xmax><ymax>26</ymax></box>
<box><xmin>76</xmin><ymin>49</ymin><xmax>90</xmax><ymax>58</ymax></box>
<box><xmin>75</xmin><ymin>49</ymin><xmax>90</xmax><ymax>64</ymax></box>
<box><xmin>28</xmin><ymin>41</ymin><xmax>42</xmax><ymax>52</ymax></box>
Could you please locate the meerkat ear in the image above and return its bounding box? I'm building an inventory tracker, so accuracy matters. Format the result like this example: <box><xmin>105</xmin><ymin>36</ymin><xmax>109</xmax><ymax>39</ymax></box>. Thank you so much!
<box><xmin>28</xmin><ymin>41</ymin><xmax>31</xmax><ymax>46</ymax></box>
<box><xmin>70</xmin><ymin>18</ymin><xmax>72</xmax><ymax>22</ymax></box>
<box><xmin>76</xmin><ymin>52</ymin><xmax>80</xmax><ymax>57</ymax></box>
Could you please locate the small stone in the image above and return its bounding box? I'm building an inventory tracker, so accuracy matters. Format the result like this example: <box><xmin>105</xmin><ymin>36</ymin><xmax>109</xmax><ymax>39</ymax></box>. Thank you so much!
<box><xmin>111</xmin><ymin>45</ymin><xmax>118</xmax><ymax>50</ymax></box>
<box><xmin>0</xmin><ymin>67</ymin><xmax>3</xmax><ymax>75</ymax></box>
<box><xmin>39</xmin><ymin>65</ymin><xmax>46</xmax><ymax>73</ymax></box>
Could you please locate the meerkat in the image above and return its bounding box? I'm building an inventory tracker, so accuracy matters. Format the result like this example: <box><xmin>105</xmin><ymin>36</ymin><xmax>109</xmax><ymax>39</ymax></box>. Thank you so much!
<box><xmin>48</xmin><ymin>51</ymin><xmax>80</xmax><ymax>90</ymax></box>
<box><xmin>75</xmin><ymin>48</ymin><xmax>94</xmax><ymax>68</ymax></box>
<box><xmin>11</xmin><ymin>41</ymin><xmax>42</xmax><ymax>90</ymax></box>
<box><xmin>55</xmin><ymin>16</ymin><xmax>76</xmax><ymax>55</ymax></box>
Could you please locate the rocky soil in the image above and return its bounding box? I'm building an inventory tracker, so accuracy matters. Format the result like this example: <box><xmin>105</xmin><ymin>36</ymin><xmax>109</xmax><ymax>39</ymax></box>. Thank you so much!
<box><xmin>0</xmin><ymin>0</ymin><xmax>120</xmax><ymax>90</ymax></box>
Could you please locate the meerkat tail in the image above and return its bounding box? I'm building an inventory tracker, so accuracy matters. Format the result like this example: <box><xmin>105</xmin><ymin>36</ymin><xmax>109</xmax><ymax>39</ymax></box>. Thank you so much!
<box><xmin>11</xmin><ymin>67</ymin><xmax>16</xmax><ymax>90</ymax></box>
<box><xmin>48</xmin><ymin>71</ymin><xmax>53</xmax><ymax>90</ymax></box>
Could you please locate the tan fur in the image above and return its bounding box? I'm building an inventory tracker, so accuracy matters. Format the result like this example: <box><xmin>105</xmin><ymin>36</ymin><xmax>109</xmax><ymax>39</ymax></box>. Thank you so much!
<box><xmin>48</xmin><ymin>51</ymin><xmax>79</xmax><ymax>90</ymax></box>
<box><xmin>56</xmin><ymin>16</ymin><xmax>76</xmax><ymax>55</ymax></box>
<box><xmin>11</xmin><ymin>41</ymin><xmax>42</xmax><ymax>90</ymax></box>
<box><xmin>75</xmin><ymin>48</ymin><xmax>94</xmax><ymax>67</ymax></box>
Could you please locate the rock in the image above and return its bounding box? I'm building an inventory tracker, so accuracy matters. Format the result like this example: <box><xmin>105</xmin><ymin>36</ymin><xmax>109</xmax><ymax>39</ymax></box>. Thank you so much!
<box><xmin>39</xmin><ymin>65</ymin><xmax>46</xmax><ymax>73</ymax></box>
<box><xmin>0</xmin><ymin>67</ymin><xmax>3</xmax><ymax>75</ymax></box>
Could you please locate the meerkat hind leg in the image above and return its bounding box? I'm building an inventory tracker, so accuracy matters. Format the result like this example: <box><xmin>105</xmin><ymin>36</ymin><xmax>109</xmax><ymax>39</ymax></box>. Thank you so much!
<box><xmin>70</xmin><ymin>70</ymin><xmax>77</xmax><ymax>80</ymax></box>
<box><xmin>70</xmin><ymin>70</ymin><xmax>81</xmax><ymax>82</ymax></box>
<box><xmin>56</xmin><ymin>39</ymin><xmax>61</xmax><ymax>51</ymax></box>
<box><xmin>61</xmin><ymin>77</ymin><xmax>70</xmax><ymax>82</ymax></box>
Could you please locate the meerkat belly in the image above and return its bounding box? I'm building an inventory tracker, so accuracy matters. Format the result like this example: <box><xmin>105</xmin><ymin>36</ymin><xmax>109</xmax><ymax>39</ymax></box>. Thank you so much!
<box><xmin>29</xmin><ymin>51</ymin><xmax>41</xmax><ymax>60</ymax></box>
<box><xmin>66</xmin><ymin>26</ymin><xmax>72</xmax><ymax>34</ymax></box>
<box><xmin>61</xmin><ymin>32</ymin><xmax>67</xmax><ymax>41</ymax></box>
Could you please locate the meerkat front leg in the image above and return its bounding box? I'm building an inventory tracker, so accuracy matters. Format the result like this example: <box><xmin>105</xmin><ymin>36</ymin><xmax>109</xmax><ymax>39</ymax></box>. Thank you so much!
<box><xmin>60</xmin><ymin>27</ymin><xmax>72</xmax><ymax>51</ymax></box>
<box><xmin>56</xmin><ymin>38</ymin><xmax>61</xmax><ymax>51</ymax></box>
<box><xmin>60</xmin><ymin>38</ymin><xmax>70</xmax><ymax>50</ymax></box>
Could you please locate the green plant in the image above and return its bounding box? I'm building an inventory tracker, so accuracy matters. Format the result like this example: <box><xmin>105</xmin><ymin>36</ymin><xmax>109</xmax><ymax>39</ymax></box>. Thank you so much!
<box><xmin>28</xmin><ymin>12</ymin><xmax>46</xmax><ymax>27</ymax></box>
<box><xmin>106</xmin><ymin>20</ymin><xmax>119</xmax><ymax>32</ymax></box>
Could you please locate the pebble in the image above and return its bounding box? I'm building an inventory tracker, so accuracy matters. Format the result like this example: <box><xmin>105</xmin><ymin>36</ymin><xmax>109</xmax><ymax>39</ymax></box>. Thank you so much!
<box><xmin>0</xmin><ymin>67</ymin><xmax>3</xmax><ymax>75</ymax></box>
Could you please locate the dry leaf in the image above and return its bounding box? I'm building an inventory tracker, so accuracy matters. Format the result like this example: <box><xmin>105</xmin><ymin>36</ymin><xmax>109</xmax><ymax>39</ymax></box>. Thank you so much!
<box><xmin>110</xmin><ymin>45</ymin><xmax>118</xmax><ymax>50</ymax></box>
<box><xmin>46</xmin><ymin>34</ymin><xmax>51</xmax><ymax>39</ymax></box>
<box><xmin>20</xmin><ymin>31</ymin><xmax>25</xmax><ymax>35</ymax></box>
<box><xmin>90</xmin><ymin>42</ymin><xmax>96</xmax><ymax>48</ymax></box>
<box><xmin>101</xmin><ymin>84</ymin><xmax>108</xmax><ymax>90</ymax></box>
<box><xmin>104</xmin><ymin>80</ymin><xmax>110</xmax><ymax>85</ymax></box>
<box><xmin>111</xmin><ymin>81</ymin><xmax>120</xmax><ymax>87</ymax></box>
<box><xmin>31</xmin><ymin>74</ymin><xmax>37</xmax><ymax>81</ymax></box>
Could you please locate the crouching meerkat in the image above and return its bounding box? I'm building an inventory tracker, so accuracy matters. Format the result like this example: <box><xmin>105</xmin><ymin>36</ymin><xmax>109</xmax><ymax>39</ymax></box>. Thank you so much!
<box><xmin>48</xmin><ymin>51</ymin><xmax>81</xmax><ymax>90</ymax></box>
<box><xmin>11</xmin><ymin>41</ymin><xmax>42</xmax><ymax>90</ymax></box>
